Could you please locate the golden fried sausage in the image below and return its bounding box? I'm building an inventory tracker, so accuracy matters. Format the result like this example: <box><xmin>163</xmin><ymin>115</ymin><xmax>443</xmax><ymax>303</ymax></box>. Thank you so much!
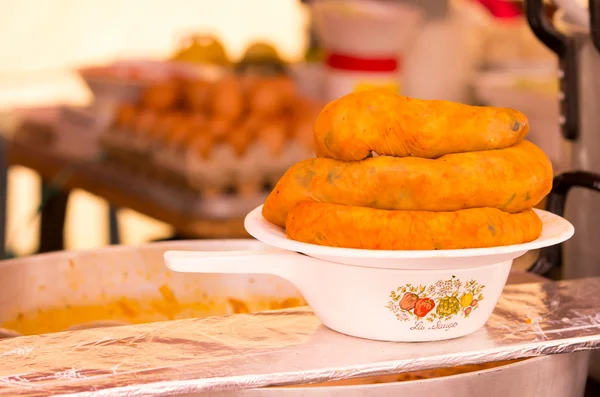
<box><xmin>262</xmin><ymin>140</ymin><xmax>552</xmax><ymax>227</ymax></box>
<box><xmin>314</xmin><ymin>89</ymin><xmax>529</xmax><ymax>160</ymax></box>
<box><xmin>286</xmin><ymin>203</ymin><xmax>542</xmax><ymax>250</ymax></box>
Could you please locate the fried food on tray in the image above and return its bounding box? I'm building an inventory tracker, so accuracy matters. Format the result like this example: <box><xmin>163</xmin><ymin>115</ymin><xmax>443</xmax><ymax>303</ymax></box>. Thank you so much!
<box><xmin>249</xmin><ymin>75</ymin><xmax>296</xmax><ymax>115</ymax></box>
<box><xmin>133</xmin><ymin>109</ymin><xmax>160</xmax><ymax>135</ymax></box>
<box><xmin>212</xmin><ymin>75</ymin><xmax>244</xmax><ymax>120</ymax></box>
<box><xmin>208</xmin><ymin>116</ymin><xmax>233</xmax><ymax>140</ymax></box>
<box><xmin>114</xmin><ymin>104</ymin><xmax>137</xmax><ymax>129</ymax></box>
<box><xmin>257</xmin><ymin>116</ymin><xmax>290</xmax><ymax>157</ymax></box>
<box><xmin>314</xmin><ymin>89</ymin><xmax>529</xmax><ymax>161</ymax></box>
<box><xmin>190</xmin><ymin>134</ymin><xmax>214</xmax><ymax>159</ymax></box>
<box><xmin>149</xmin><ymin>112</ymin><xmax>186</xmax><ymax>143</ymax></box>
<box><xmin>141</xmin><ymin>80</ymin><xmax>182</xmax><ymax>111</ymax></box>
<box><xmin>262</xmin><ymin>140</ymin><xmax>552</xmax><ymax>228</ymax></box>
<box><xmin>227</xmin><ymin>122</ymin><xmax>255</xmax><ymax>157</ymax></box>
<box><xmin>185</xmin><ymin>80</ymin><xmax>213</xmax><ymax>112</ymax></box>
<box><xmin>286</xmin><ymin>203</ymin><xmax>542</xmax><ymax>250</ymax></box>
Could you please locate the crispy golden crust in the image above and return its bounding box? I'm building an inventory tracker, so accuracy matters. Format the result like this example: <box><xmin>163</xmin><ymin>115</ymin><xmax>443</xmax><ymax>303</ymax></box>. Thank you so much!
<box><xmin>263</xmin><ymin>141</ymin><xmax>552</xmax><ymax>228</ymax></box>
<box><xmin>286</xmin><ymin>203</ymin><xmax>542</xmax><ymax>250</ymax></box>
<box><xmin>314</xmin><ymin>89</ymin><xmax>529</xmax><ymax>161</ymax></box>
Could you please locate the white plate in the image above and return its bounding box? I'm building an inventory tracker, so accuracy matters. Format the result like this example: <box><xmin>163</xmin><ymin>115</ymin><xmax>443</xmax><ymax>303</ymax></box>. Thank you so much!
<box><xmin>244</xmin><ymin>206</ymin><xmax>574</xmax><ymax>270</ymax></box>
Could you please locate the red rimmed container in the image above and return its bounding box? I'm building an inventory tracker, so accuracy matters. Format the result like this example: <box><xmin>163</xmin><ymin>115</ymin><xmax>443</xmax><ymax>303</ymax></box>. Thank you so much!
<box><xmin>311</xmin><ymin>0</ymin><xmax>422</xmax><ymax>101</ymax></box>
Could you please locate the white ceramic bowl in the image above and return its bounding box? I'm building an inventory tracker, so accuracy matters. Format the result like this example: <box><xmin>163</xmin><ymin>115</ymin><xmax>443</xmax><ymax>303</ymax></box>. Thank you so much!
<box><xmin>164</xmin><ymin>207</ymin><xmax>574</xmax><ymax>342</ymax></box>
<box><xmin>166</xmin><ymin>248</ymin><xmax>511</xmax><ymax>342</ymax></box>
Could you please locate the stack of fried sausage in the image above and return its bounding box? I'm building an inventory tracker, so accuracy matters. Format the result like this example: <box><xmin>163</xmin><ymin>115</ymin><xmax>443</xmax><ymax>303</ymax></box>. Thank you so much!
<box><xmin>262</xmin><ymin>89</ymin><xmax>553</xmax><ymax>250</ymax></box>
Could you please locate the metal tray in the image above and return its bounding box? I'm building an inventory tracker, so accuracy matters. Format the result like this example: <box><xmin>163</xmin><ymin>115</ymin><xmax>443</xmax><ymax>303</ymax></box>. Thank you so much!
<box><xmin>0</xmin><ymin>240</ymin><xmax>597</xmax><ymax>397</ymax></box>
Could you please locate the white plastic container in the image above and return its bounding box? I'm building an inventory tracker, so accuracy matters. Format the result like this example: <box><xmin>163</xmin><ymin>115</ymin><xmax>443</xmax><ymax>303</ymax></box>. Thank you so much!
<box><xmin>311</xmin><ymin>0</ymin><xmax>422</xmax><ymax>100</ymax></box>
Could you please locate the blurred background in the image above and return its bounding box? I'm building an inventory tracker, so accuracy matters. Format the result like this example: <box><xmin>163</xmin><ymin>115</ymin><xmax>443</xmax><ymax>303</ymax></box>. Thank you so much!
<box><xmin>4</xmin><ymin>1</ymin><xmax>600</xmax><ymax>392</ymax></box>
<box><xmin>0</xmin><ymin>0</ymin><xmax>572</xmax><ymax>257</ymax></box>
<box><xmin>0</xmin><ymin>0</ymin><xmax>308</xmax><ymax>255</ymax></box>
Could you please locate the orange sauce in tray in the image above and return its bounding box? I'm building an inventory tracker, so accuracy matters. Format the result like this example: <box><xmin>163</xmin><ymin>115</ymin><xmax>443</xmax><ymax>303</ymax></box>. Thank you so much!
<box><xmin>2</xmin><ymin>284</ymin><xmax>304</xmax><ymax>335</ymax></box>
<box><xmin>2</xmin><ymin>284</ymin><xmax>525</xmax><ymax>385</ymax></box>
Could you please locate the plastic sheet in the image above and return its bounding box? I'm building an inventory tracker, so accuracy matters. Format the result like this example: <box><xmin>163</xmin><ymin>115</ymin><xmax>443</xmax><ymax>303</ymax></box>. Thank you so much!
<box><xmin>1</xmin><ymin>277</ymin><xmax>600</xmax><ymax>396</ymax></box>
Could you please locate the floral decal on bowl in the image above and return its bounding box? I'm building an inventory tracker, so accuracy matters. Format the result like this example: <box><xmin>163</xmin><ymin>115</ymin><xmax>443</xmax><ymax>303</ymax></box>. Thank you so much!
<box><xmin>385</xmin><ymin>276</ymin><xmax>485</xmax><ymax>328</ymax></box>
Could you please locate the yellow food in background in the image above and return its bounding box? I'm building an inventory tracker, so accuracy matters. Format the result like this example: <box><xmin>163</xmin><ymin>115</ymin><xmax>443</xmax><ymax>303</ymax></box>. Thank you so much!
<box><xmin>171</xmin><ymin>34</ymin><xmax>230</xmax><ymax>66</ymax></box>
<box><xmin>513</xmin><ymin>77</ymin><xmax>559</xmax><ymax>96</ymax></box>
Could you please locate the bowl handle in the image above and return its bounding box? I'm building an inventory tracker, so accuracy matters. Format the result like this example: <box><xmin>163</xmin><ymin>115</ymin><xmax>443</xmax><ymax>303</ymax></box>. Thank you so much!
<box><xmin>525</xmin><ymin>0</ymin><xmax>580</xmax><ymax>141</ymax></box>
<box><xmin>592</xmin><ymin>0</ymin><xmax>600</xmax><ymax>53</ymax></box>
<box><xmin>164</xmin><ymin>249</ymin><xmax>302</xmax><ymax>280</ymax></box>
<box><xmin>529</xmin><ymin>171</ymin><xmax>600</xmax><ymax>277</ymax></box>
